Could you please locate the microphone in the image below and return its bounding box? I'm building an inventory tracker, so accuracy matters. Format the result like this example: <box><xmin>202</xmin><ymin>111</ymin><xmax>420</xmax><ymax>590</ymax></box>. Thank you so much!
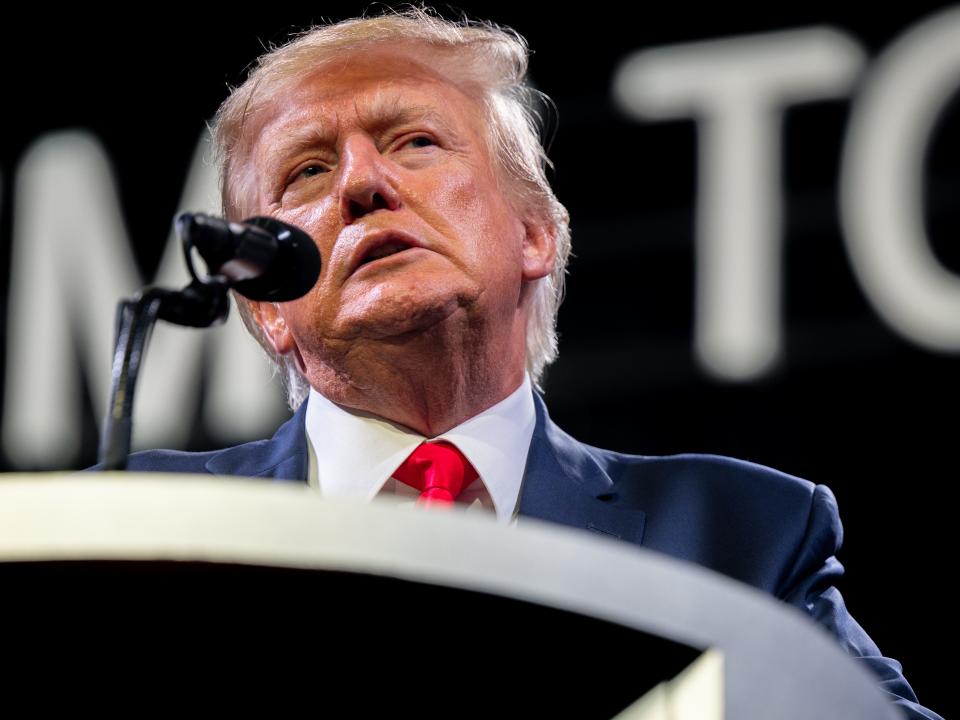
<box><xmin>175</xmin><ymin>213</ymin><xmax>321</xmax><ymax>302</ymax></box>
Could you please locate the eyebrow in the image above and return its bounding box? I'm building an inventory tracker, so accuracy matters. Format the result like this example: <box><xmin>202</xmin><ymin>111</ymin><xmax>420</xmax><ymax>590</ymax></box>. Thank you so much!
<box><xmin>270</xmin><ymin>101</ymin><xmax>462</xmax><ymax>162</ymax></box>
<box><xmin>269</xmin><ymin>122</ymin><xmax>334</xmax><ymax>165</ymax></box>
<box><xmin>359</xmin><ymin>102</ymin><xmax>460</xmax><ymax>139</ymax></box>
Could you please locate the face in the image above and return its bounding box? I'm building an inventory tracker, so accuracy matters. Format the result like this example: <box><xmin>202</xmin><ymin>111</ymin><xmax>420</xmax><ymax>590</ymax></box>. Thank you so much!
<box><xmin>242</xmin><ymin>46</ymin><xmax>555</xmax><ymax>378</ymax></box>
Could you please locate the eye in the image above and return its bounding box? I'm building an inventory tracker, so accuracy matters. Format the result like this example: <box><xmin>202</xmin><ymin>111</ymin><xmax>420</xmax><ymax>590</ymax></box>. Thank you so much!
<box><xmin>405</xmin><ymin>135</ymin><xmax>436</xmax><ymax>149</ymax></box>
<box><xmin>300</xmin><ymin>164</ymin><xmax>327</xmax><ymax>178</ymax></box>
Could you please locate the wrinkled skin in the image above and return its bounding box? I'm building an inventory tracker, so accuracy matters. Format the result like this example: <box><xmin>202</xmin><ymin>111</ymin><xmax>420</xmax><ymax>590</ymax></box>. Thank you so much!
<box><xmin>244</xmin><ymin>46</ymin><xmax>556</xmax><ymax>435</ymax></box>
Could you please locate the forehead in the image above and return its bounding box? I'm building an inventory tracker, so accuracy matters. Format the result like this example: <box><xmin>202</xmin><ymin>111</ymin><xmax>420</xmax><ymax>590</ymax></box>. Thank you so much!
<box><xmin>249</xmin><ymin>46</ymin><xmax>486</xmax><ymax>149</ymax></box>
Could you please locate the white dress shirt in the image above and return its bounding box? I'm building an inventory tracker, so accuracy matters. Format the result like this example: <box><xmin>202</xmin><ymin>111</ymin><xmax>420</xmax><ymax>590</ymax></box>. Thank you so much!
<box><xmin>304</xmin><ymin>375</ymin><xmax>536</xmax><ymax>525</ymax></box>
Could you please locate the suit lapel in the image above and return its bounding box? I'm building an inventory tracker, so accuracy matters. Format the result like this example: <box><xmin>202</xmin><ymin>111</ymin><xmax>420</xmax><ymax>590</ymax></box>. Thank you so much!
<box><xmin>518</xmin><ymin>394</ymin><xmax>646</xmax><ymax>546</ymax></box>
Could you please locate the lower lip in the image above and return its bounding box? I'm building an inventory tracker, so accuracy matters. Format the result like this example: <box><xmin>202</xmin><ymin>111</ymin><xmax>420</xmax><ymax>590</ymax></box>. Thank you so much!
<box><xmin>352</xmin><ymin>246</ymin><xmax>426</xmax><ymax>277</ymax></box>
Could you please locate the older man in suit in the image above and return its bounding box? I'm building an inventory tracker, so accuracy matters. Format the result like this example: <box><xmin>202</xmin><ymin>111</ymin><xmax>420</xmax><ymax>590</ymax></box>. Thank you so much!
<box><xmin>125</xmin><ymin>9</ymin><xmax>939</xmax><ymax>719</ymax></box>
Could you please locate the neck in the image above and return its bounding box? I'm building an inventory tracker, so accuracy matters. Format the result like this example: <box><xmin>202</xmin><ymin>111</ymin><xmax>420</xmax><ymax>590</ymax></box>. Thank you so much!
<box><xmin>299</xmin><ymin>314</ymin><xmax>528</xmax><ymax>437</ymax></box>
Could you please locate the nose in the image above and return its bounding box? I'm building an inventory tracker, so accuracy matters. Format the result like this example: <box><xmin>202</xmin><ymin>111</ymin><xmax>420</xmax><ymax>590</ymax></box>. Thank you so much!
<box><xmin>337</xmin><ymin>135</ymin><xmax>402</xmax><ymax>224</ymax></box>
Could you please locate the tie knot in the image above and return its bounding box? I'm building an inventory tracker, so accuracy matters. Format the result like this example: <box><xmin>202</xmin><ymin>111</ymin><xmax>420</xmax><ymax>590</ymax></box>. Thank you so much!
<box><xmin>392</xmin><ymin>441</ymin><xmax>479</xmax><ymax>507</ymax></box>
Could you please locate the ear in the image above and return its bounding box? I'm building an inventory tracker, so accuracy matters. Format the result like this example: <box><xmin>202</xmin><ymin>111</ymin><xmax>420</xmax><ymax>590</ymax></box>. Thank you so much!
<box><xmin>249</xmin><ymin>301</ymin><xmax>296</xmax><ymax>356</ymax></box>
<box><xmin>520</xmin><ymin>214</ymin><xmax>557</xmax><ymax>282</ymax></box>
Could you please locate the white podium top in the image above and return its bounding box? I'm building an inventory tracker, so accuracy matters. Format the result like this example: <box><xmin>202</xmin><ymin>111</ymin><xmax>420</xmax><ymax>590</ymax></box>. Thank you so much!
<box><xmin>0</xmin><ymin>473</ymin><xmax>900</xmax><ymax>720</ymax></box>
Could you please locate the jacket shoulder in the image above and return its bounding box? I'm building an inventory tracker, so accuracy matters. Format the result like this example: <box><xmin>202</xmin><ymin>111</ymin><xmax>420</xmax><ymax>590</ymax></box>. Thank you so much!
<box><xmin>87</xmin><ymin>439</ymin><xmax>274</xmax><ymax>475</ymax></box>
<box><xmin>87</xmin><ymin>402</ymin><xmax>308</xmax><ymax>480</ymax></box>
<box><xmin>124</xmin><ymin>441</ymin><xmax>277</xmax><ymax>475</ymax></box>
<box><xmin>589</xmin><ymin>446</ymin><xmax>822</xmax><ymax>512</ymax></box>
<box><xmin>583</xmin><ymin>445</ymin><xmax>836</xmax><ymax>591</ymax></box>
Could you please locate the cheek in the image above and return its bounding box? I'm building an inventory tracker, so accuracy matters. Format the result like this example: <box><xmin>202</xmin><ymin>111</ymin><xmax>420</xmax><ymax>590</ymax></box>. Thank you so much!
<box><xmin>278</xmin><ymin>289</ymin><xmax>330</xmax><ymax>347</ymax></box>
<box><xmin>420</xmin><ymin>163</ymin><xmax>525</xmax><ymax>263</ymax></box>
<box><xmin>274</xmin><ymin>195</ymin><xmax>337</xmax><ymax>235</ymax></box>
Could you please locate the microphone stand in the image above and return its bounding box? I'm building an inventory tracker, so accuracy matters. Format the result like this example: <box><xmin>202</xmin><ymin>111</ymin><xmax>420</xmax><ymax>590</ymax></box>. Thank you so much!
<box><xmin>98</xmin><ymin>232</ymin><xmax>231</xmax><ymax>471</ymax></box>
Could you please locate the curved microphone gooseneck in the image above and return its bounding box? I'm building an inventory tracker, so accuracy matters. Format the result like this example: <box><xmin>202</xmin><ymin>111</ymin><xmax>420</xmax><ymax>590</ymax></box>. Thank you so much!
<box><xmin>98</xmin><ymin>214</ymin><xmax>320</xmax><ymax>471</ymax></box>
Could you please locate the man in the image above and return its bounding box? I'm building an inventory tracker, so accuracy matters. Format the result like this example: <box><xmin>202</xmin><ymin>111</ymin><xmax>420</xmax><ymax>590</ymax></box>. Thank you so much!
<box><xmin>124</xmin><ymin>9</ymin><xmax>938</xmax><ymax>719</ymax></box>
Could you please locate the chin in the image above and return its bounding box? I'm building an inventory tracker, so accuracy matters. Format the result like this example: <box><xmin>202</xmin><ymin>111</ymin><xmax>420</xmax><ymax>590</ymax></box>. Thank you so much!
<box><xmin>340</xmin><ymin>293</ymin><xmax>469</xmax><ymax>340</ymax></box>
<box><xmin>334</xmin><ymin>273</ymin><xmax>483</xmax><ymax>340</ymax></box>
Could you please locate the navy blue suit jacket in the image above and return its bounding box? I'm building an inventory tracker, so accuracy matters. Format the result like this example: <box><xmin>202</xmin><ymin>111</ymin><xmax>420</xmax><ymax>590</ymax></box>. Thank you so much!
<box><xmin>124</xmin><ymin>393</ymin><xmax>939</xmax><ymax>719</ymax></box>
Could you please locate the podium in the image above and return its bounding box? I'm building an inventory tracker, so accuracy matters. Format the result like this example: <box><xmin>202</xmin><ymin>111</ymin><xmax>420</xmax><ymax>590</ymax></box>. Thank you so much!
<box><xmin>0</xmin><ymin>474</ymin><xmax>900</xmax><ymax>719</ymax></box>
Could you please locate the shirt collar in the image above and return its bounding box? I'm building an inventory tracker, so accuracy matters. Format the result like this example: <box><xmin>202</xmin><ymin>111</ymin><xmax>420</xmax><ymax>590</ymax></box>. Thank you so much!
<box><xmin>304</xmin><ymin>375</ymin><xmax>536</xmax><ymax>524</ymax></box>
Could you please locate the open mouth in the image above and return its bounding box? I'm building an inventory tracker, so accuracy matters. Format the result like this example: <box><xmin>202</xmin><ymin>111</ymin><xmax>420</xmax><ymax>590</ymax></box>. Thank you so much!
<box><xmin>355</xmin><ymin>237</ymin><xmax>418</xmax><ymax>270</ymax></box>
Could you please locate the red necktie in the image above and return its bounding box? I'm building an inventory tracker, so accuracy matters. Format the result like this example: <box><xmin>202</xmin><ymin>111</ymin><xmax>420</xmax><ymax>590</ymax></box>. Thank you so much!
<box><xmin>392</xmin><ymin>441</ymin><xmax>479</xmax><ymax>507</ymax></box>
